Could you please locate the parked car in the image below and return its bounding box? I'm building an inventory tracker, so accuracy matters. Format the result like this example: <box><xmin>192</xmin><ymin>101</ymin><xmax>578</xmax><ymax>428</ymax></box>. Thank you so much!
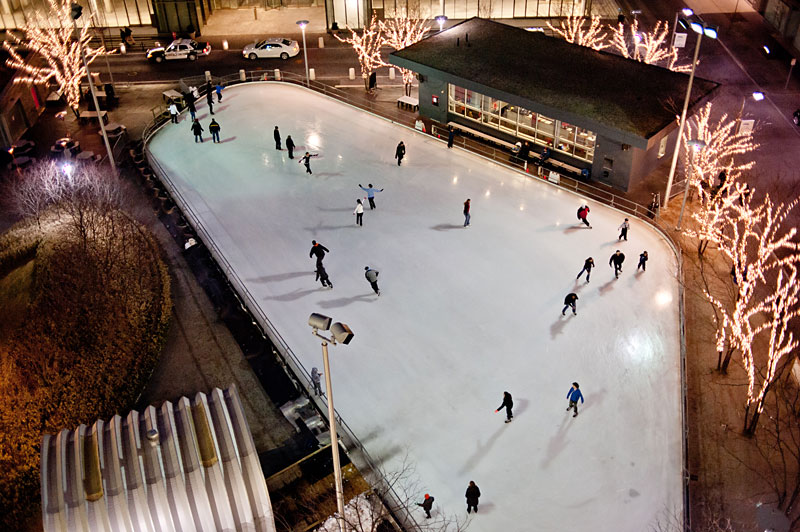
<box><xmin>146</xmin><ymin>39</ymin><xmax>211</xmax><ymax>63</ymax></box>
<box><xmin>793</xmin><ymin>109</ymin><xmax>800</xmax><ymax>126</ymax></box>
<box><xmin>242</xmin><ymin>38</ymin><xmax>300</xmax><ymax>61</ymax></box>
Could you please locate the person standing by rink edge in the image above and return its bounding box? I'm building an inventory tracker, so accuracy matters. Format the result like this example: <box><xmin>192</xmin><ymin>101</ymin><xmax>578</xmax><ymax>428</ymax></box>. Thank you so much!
<box><xmin>364</xmin><ymin>266</ymin><xmax>380</xmax><ymax>296</ymax></box>
<box><xmin>190</xmin><ymin>119</ymin><xmax>204</xmax><ymax>143</ymax></box>
<box><xmin>463</xmin><ymin>198</ymin><xmax>471</xmax><ymax>227</ymax></box>
<box><xmin>395</xmin><ymin>141</ymin><xmax>406</xmax><ymax>166</ymax></box>
<box><xmin>353</xmin><ymin>199</ymin><xmax>364</xmax><ymax>226</ymax></box>
<box><xmin>637</xmin><ymin>250</ymin><xmax>649</xmax><ymax>272</ymax></box>
<box><xmin>566</xmin><ymin>382</ymin><xmax>584</xmax><ymax>417</ymax></box>
<box><xmin>618</xmin><ymin>217</ymin><xmax>630</xmax><ymax>241</ymax></box>
<box><xmin>286</xmin><ymin>135</ymin><xmax>295</xmax><ymax>159</ymax></box>
<box><xmin>447</xmin><ymin>126</ymin><xmax>455</xmax><ymax>148</ymax></box>
<box><xmin>299</xmin><ymin>152</ymin><xmax>318</xmax><ymax>174</ymax></box>
<box><xmin>562</xmin><ymin>292</ymin><xmax>578</xmax><ymax>316</ymax></box>
<box><xmin>274</xmin><ymin>126</ymin><xmax>281</xmax><ymax>150</ymax></box>
<box><xmin>206</xmin><ymin>88</ymin><xmax>214</xmax><ymax>115</ymax></box>
<box><xmin>576</xmin><ymin>257</ymin><xmax>594</xmax><ymax>283</ymax></box>
<box><xmin>208</xmin><ymin>119</ymin><xmax>221</xmax><ymax>143</ymax></box>
<box><xmin>495</xmin><ymin>391</ymin><xmax>514</xmax><ymax>423</ymax></box>
<box><xmin>310</xmin><ymin>367</ymin><xmax>323</xmax><ymax>395</ymax></box>
<box><xmin>465</xmin><ymin>481</ymin><xmax>481</xmax><ymax>514</ymax></box>
<box><xmin>359</xmin><ymin>183</ymin><xmax>384</xmax><ymax>210</ymax></box>
<box><xmin>417</xmin><ymin>494</ymin><xmax>434</xmax><ymax>519</ymax></box>
<box><xmin>168</xmin><ymin>102</ymin><xmax>179</xmax><ymax>124</ymax></box>
<box><xmin>609</xmin><ymin>250</ymin><xmax>626</xmax><ymax>279</ymax></box>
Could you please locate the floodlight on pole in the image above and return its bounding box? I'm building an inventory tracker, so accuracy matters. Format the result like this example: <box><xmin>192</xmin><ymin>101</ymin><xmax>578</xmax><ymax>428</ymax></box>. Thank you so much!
<box><xmin>436</xmin><ymin>15</ymin><xmax>447</xmax><ymax>32</ymax></box>
<box><xmin>672</xmin><ymin>8</ymin><xmax>694</xmax><ymax>48</ymax></box>
<box><xmin>676</xmin><ymin>139</ymin><xmax>706</xmax><ymax>230</ymax></box>
<box><xmin>663</xmin><ymin>18</ymin><xmax>717</xmax><ymax>208</ymax></box>
<box><xmin>737</xmin><ymin>90</ymin><xmax>764</xmax><ymax>134</ymax></box>
<box><xmin>296</xmin><ymin>20</ymin><xmax>310</xmax><ymax>86</ymax></box>
<box><xmin>308</xmin><ymin>312</ymin><xmax>355</xmax><ymax>532</ymax></box>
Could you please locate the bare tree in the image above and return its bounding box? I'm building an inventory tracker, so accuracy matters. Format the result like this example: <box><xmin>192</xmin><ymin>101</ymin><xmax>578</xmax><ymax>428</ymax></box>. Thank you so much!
<box><xmin>609</xmin><ymin>20</ymin><xmax>690</xmax><ymax>72</ymax></box>
<box><xmin>379</xmin><ymin>11</ymin><xmax>431</xmax><ymax>97</ymax></box>
<box><xmin>3</xmin><ymin>0</ymin><xmax>105</xmax><ymax>113</ymax></box>
<box><xmin>547</xmin><ymin>15</ymin><xmax>608</xmax><ymax>50</ymax></box>
<box><xmin>335</xmin><ymin>14</ymin><xmax>388</xmax><ymax>92</ymax></box>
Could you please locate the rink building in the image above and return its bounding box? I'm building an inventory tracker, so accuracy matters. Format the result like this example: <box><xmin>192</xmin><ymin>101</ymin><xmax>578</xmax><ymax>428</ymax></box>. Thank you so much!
<box><xmin>389</xmin><ymin>18</ymin><xmax>719</xmax><ymax>191</ymax></box>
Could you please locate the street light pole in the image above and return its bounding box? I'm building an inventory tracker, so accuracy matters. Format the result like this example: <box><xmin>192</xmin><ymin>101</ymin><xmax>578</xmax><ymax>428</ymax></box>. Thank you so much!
<box><xmin>676</xmin><ymin>140</ymin><xmax>705</xmax><ymax>230</ymax></box>
<box><xmin>320</xmin><ymin>340</ymin><xmax>346</xmax><ymax>532</ymax></box>
<box><xmin>297</xmin><ymin>20</ymin><xmax>310</xmax><ymax>86</ymax></box>
<box><xmin>664</xmin><ymin>29</ymin><xmax>703</xmax><ymax>208</ymax></box>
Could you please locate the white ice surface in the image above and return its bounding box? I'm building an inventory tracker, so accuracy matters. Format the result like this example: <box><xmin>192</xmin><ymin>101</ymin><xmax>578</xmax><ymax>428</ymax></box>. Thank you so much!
<box><xmin>148</xmin><ymin>83</ymin><xmax>684</xmax><ymax>532</ymax></box>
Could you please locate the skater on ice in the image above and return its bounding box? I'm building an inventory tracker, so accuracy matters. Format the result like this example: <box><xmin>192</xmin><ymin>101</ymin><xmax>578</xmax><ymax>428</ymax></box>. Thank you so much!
<box><xmin>566</xmin><ymin>382</ymin><xmax>584</xmax><ymax>417</ymax></box>
<box><xmin>300</xmin><ymin>152</ymin><xmax>318</xmax><ymax>174</ymax></box>
<box><xmin>169</xmin><ymin>102</ymin><xmax>179</xmax><ymax>124</ymax></box>
<box><xmin>576</xmin><ymin>257</ymin><xmax>595</xmax><ymax>283</ymax></box>
<box><xmin>353</xmin><ymin>199</ymin><xmax>364</xmax><ymax>226</ymax></box>
<box><xmin>395</xmin><ymin>141</ymin><xmax>406</xmax><ymax>166</ymax></box>
<box><xmin>495</xmin><ymin>391</ymin><xmax>514</xmax><ymax>422</ymax></box>
<box><xmin>463</xmin><ymin>198</ymin><xmax>471</xmax><ymax>227</ymax></box>
<box><xmin>190</xmin><ymin>119</ymin><xmax>204</xmax><ymax>143</ymax></box>
<box><xmin>309</xmin><ymin>240</ymin><xmax>329</xmax><ymax>268</ymax></box>
<box><xmin>609</xmin><ymin>250</ymin><xmax>625</xmax><ymax>279</ymax></box>
<box><xmin>215</xmin><ymin>83</ymin><xmax>223</xmax><ymax>102</ymax></box>
<box><xmin>576</xmin><ymin>204</ymin><xmax>591</xmax><ymax>228</ymax></box>
<box><xmin>465</xmin><ymin>481</ymin><xmax>481</xmax><ymax>514</ymax></box>
<box><xmin>206</xmin><ymin>89</ymin><xmax>214</xmax><ymax>115</ymax></box>
<box><xmin>618</xmin><ymin>218</ymin><xmax>630</xmax><ymax>241</ymax></box>
<box><xmin>637</xmin><ymin>251</ymin><xmax>648</xmax><ymax>272</ymax></box>
<box><xmin>311</xmin><ymin>367</ymin><xmax>323</xmax><ymax>395</ymax></box>
<box><xmin>187</xmin><ymin>99</ymin><xmax>197</xmax><ymax>121</ymax></box>
<box><xmin>274</xmin><ymin>126</ymin><xmax>281</xmax><ymax>150</ymax></box>
<box><xmin>447</xmin><ymin>126</ymin><xmax>455</xmax><ymax>148</ymax></box>
<box><xmin>209</xmin><ymin>119</ymin><xmax>221</xmax><ymax>143</ymax></box>
<box><xmin>417</xmin><ymin>494</ymin><xmax>434</xmax><ymax>518</ymax></box>
<box><xmin>562</xmin><ymin>293</ymin><xmax>578</xmax><ymax>316</ymax></box>
<box><xmin>286</xmin><ymin>135</ymin><xmax>295</xmax><ymax>159</ymax></box>
<box><xmin>364</xmin><ymin>266</ymin><xmax>380</xmax><ymax>296</ymax></box>
<box><xmin>358</xmin><ymin>183</ymin><xmax>384</xmax><ymax>210</ymax></box>
<box><xmin>315</xmin><ymin>265</ymin><xmax>332</xmax><ymax>289</ymax></box>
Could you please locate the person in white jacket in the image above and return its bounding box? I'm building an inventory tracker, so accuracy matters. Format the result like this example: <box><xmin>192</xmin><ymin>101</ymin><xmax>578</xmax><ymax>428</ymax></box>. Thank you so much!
<box><xmin>168</xmin><ymin>103</ymin><xmax>179</xmax><ymax>124</ymax></box>
<box><xmin>354</xmin><ymin>199</ymin><xmax>364</xmax><ymax>226</ymax></box>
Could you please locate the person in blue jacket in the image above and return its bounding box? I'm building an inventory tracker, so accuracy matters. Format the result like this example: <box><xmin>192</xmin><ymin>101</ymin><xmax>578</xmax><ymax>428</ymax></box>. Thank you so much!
<box><xmin>566</xmin><ymin>382</ymin><xmax>584</xmax><ymax>418</ymax></box>
<box><xmin>359</xmin><ymin>183</ymin><xmax>384</xmax><ymax>210</ymax></box>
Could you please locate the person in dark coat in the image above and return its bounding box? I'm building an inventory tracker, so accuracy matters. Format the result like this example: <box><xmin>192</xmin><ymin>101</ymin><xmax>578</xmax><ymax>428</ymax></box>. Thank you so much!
<box><xmin>576</xmin><ymin>257</ymin><xmax>594</xmax><ymax>283</ymax></box>
<box><xmin>299</xmin><ymin>152</ymin><xmax>318</xmax><ymax>174</ymax></box>
<box><xmin>562</xmin><ymin>293</ymin><xmax>578</xmax><ymax>316</ymax></box>
<box><xmin>576</xmin><ymin>205</ymin><xmax>591</xmax><ymax>228</ymax></box>
<box><xmin>463</xmin><ymin>198</ymin><xmax>471</xmax><ymax>227</ymax></box>
<box><xmin>208</xmin><ymin>119</ymin><xmax>221</xmax><ymax>143</ymax></box>
<box><xmin>190</xmin><ymin>119</ymin><xmax>204</xmax><ymax>143</ymax></box>
<box><xmin>309</xmin><ymin>240</ymin><xmax>329</xmax><ymax>268</ymax></box>
<box><xmin>187</xmin><ymin>99</ymin><xmax>197</xmax><ymax>121</ymax></box>
<box><xmin>417</xmin><ymin>494</ymin><xmax>434</xmax><ymax>518</ymax></box>
<box><xmin>495</xmin><ymin>391</ymin><xmax>513</xmax><ymax>422</ymax></box>
<box><xmin>637</xmin><ymin>251</ymin><xmax>648</xmax><ymax>272</ymax></box>
<box><xmin>395</xmin><ymin>141</ymin><xmax>406</xmax><ymax>166</ymax></box>
<box><xmin>286</xmin><ymin>135</ymin><xmax>295</xmax><ymax>159</ymax></box>
<box><xmin>566</xmin><ymin>382</ymin><xmax>584</xmax><ymax>417</ymax></box>
<box><xmin>206</xmin><ymin>89</ymin><xmax>214</xmax><ymax>115</ymax></box>
<box><xmin>465</xmin><ymin>481</ymin><xmax>481</xmax><ymax>514</ymax></box>
<box><xmin>311</xmin><ymin>367</ymin><xmax>323</xmax><ymax>395</ymax></box>
<box><xmin>274</xmin><ymin>126</ymin><xmax>281</xmax><ymax>150</ymax></box>
<box><xmin>315</xmin><ymin>265</ymin><xmax>332</xmax><ymax>288</ymax></box>
<box><xmin>365</xmin><ymin>266</ymin><xmax>380</xmax><ymax>296</ymax></box>
<box><xmin>609</xmin><ymin>250</ymin><xmax>626</xmax><ymax>279</ymax></box>
<box><xmin>447</xmin><ymin>126</ymin><xmax>455</xmax><ymax>148</ymax></box>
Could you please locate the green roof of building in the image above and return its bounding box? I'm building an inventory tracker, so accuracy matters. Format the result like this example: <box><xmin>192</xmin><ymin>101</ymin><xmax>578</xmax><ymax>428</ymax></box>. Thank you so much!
<box><xmin>390</xmin><ymin>18</ymin><xmax>719</xmax><ymax>139</ymax></box>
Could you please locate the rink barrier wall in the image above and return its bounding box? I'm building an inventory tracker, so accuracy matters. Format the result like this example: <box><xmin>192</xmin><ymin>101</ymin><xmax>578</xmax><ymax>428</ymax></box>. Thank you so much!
<box><xmin>143</xmin><ymin>75</ymin><xmax>691</xmax><ymax>532</ymax></box>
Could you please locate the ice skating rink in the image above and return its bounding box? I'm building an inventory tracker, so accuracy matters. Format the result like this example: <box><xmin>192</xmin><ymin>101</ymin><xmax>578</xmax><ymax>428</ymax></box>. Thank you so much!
<box><xmin>148</xmin><ymin>83</ymin><xmax>683</xmax><ymax>531</ymax></box>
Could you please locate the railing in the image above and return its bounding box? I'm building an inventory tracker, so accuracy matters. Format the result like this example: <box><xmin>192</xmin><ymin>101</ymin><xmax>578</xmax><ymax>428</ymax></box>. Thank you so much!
<box><xmin>142</xmin><ymin>69</ymin><xmax>690</xmax><ymax>531</ymax></box>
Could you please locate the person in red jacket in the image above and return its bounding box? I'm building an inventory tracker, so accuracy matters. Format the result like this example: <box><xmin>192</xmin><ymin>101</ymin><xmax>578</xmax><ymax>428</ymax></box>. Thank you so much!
<box><xmin>576</xmin><ymin>204</ymin><xmax>591</xmax><ymax>228</ymax></box>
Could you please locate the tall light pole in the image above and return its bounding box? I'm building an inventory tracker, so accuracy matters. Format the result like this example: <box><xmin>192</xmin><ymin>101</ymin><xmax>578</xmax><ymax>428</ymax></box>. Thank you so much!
<box><xmin>297</xmin><ymin>20</ymin><xmax>310</xmax><ymax>86</ymax></box>
<box><xmin>676</xmin><ymin>139</ymin><xmax>706</xmax><ymax>230</ymax></box>
<box><xmin>71</xmin><ymin>3</ymin><xmax>117</xmax><ymax>177</ymax></box>
<box><xmin>664</xmin><ymin>19</ymin><xmax>717</xmax><ymax>207</ymax></box>
<box><xmin>670</xmin><ymin>7</ymin><xmax>693</xmax><ymax>48</ymax></box>
<box><xmin>737</xmin><ymin>90</ymin><xmax>764</xmax><ymax>133</ymax></box>
<box><xmin>308</xmin><ymin>313</ymin><xmax>354</xmax><ymax>532</ymax></box>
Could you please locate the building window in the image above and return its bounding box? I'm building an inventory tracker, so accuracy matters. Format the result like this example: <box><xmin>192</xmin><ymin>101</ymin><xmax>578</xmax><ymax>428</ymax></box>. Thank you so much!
<box><xmin>448</xmin><ymin>83</ymin><xmax>595</xmax><ymax>162</ymax></box>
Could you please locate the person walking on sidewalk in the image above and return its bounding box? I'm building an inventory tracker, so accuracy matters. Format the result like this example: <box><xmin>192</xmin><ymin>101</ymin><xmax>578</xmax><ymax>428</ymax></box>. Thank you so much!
<box><xmin>576</xmin><ymin>257</ymin><xmax>594</xmax><ymax>283</ymax></box>
<box><xmin>618</xmin><ymin>218</ymin><xmax>630</xmax><ymax>241</ymax></box>
<box><xmin>417</xmin><ymin>494</ymin><xmax>434</xmax><ymax>519</ymax></box>
<box><xmin>315</xmin><ymin>265</ymin><xmax>332</xmax><ymax>289</ymax></box>
<box><xmin>463</xmin><ymin>198</ymin><xmax>471</xmax><ymax>227</ymax></box>
<box><xmin>395</xmin><ymin>141</ymin><xmax>406</xmax><ymax>166</ymax></box>
<box><xmin>577</xmin><ymin>204</ymin><xmax>592</xmax><ymax>228</ymax></box>
<box><xmin>190</xmin><ymin>119</ymin><xmax>204</xmax><ymax>143</ymax></box>
<box><xmin>637</xmin><ymin>250</ymin><xmax>649</xmax><ymax>272</ymax></box>
<box><xmin>311</xmin><ymin>367</ymin><xmax>323</xmax><ymax>395</ymax></box>
<box><xmin>209</xmin><ymin>119</ymin><xmax>221</xmax><ymax>143</ymax></box>
<box><xmin>300</xmin><ymin>152</ymin><xmax>318</xmax><ymax>174</ymax></box>
<box><xmin>495</xmin><ymin>391</ymin><xmax>514</xmax><ymax>423</ymax></box>
<box><xmin>562</xmin><ymin>293</ymin><xmax>578</xmax><ymax>316</ymax></box>
<box><xmin>566</xmin><ymin>382</ymin><xmax>584</xmax><ymax>417</ymax></box>
<box><xmin>309</xmin><ymin>240</ymin><xmax>329</xmax><ymax>268</ymax></box>
<box><xmin>609</xmin><ymin>250</ymin><xmax>626</xmax><ymax>279</ymax></box>
<box><xmin>286</xmin><ymin>135</ymin><xmax>295</xmax><ymax>159</ymax></box>
<box><xmin>465</xmin><ymin>481</ymin><xmax>481</xmax><ymax>514</ymax></box>
<box><xmin>274</xmin><ymin>126</ymin><xmax>282</xmax><ymax>150</ymax></box>
<box><xmin>365</xmin><ymin>266</ymin><xmax>380</xmax><ymax>296</ymax></box>
<box><xmin>359</xmin><ymin>183</ymin><xmax>384</xmax><ymax>210</ymax></box>
<box><xmin>169</xmin><ymin>103</ymin><xmax>179</xmax><ymax>124</ymax></box>
<box><xmin>354</xmin><ymin>199</ymin><xmax>364</xmax><ymax>226</ymax></box>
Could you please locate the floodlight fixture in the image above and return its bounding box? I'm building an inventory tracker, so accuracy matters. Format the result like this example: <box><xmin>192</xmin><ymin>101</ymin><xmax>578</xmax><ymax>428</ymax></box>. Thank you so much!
<box><xmin>309</xmin><ymin>313</ymin><xmax>332</xmax><ymax>331</ymax></box>
<box><xmin>436</xmin><ymin>15</ymin><xmax>447</xmax><ymax>32</ymax></box>
<box><xmin>752</xmin><ymin>91</ymin><xmax>765</xmax><ymax>101</ymax></box>
<box><xmin>681</xmin><ymin>8</ymin><xmax>694</xmax><ymax>16</ymax></box>
<box><xmin>330</xmin><ymin>322</ymin><xmax>354</xmax><ymax>345</ymax></box>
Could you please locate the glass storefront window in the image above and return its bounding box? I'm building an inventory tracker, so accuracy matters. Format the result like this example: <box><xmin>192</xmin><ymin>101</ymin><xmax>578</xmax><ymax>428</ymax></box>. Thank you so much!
<box><xmin>447</xmin><ymin>83</ymin><xmax>596</xmax><ymax>163</ymax></box>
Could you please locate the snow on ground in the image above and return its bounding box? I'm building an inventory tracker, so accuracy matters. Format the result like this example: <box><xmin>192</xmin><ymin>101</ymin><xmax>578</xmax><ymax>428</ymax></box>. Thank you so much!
<box><xmin>148</xmin><ymin>83</ymin><xmax>683</xmax><ymax>531</ymax></box>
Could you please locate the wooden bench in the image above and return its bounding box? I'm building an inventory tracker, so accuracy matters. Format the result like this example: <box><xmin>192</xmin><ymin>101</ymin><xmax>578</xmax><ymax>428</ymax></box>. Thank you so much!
<box><xmin>397</xmin><ymin>95</ymin><xmax>419</xmax><ymax>111</ymax></box>
<box><xmin>448</xmin><ymin>122</ymin><xmax>516</xmax><ymax>150</ymax></box>
<box><xmin>78</xmin><ymin>110</ymin><xmax>108</xmax><ymax>125</ymax></box>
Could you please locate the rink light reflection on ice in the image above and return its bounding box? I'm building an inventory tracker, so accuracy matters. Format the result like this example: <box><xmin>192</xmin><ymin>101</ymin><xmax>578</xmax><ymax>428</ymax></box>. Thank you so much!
<box><xmin>148</xmin><ymin>83</ymin><xmax>684</xmax><ymax>531</ymax></box>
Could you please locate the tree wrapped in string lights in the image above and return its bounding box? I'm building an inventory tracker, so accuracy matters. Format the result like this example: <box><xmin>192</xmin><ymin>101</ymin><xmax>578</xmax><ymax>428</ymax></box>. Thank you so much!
<box><xmin>546</xmin><ymin>15</ymin><xmax>608</xmax><ymax>50</ymax></box>
<box><xmin>335</xmin><ymin>14</ymin><xmax>387</xmax><ymax>92</ymax></box>
<box><xmin>609</xmin><ymin>20</ymin><xmax>690</xmax><ymax>72</ymax></box>
<box><xmin>2</xmin><ymin>0</ymin><xmax>104</xmax><ymax>113</ymax></box>
<box><xmin>379</xmin><ymin>11</ymin><xmax>431</xmax><ymax>97</ymax></box>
